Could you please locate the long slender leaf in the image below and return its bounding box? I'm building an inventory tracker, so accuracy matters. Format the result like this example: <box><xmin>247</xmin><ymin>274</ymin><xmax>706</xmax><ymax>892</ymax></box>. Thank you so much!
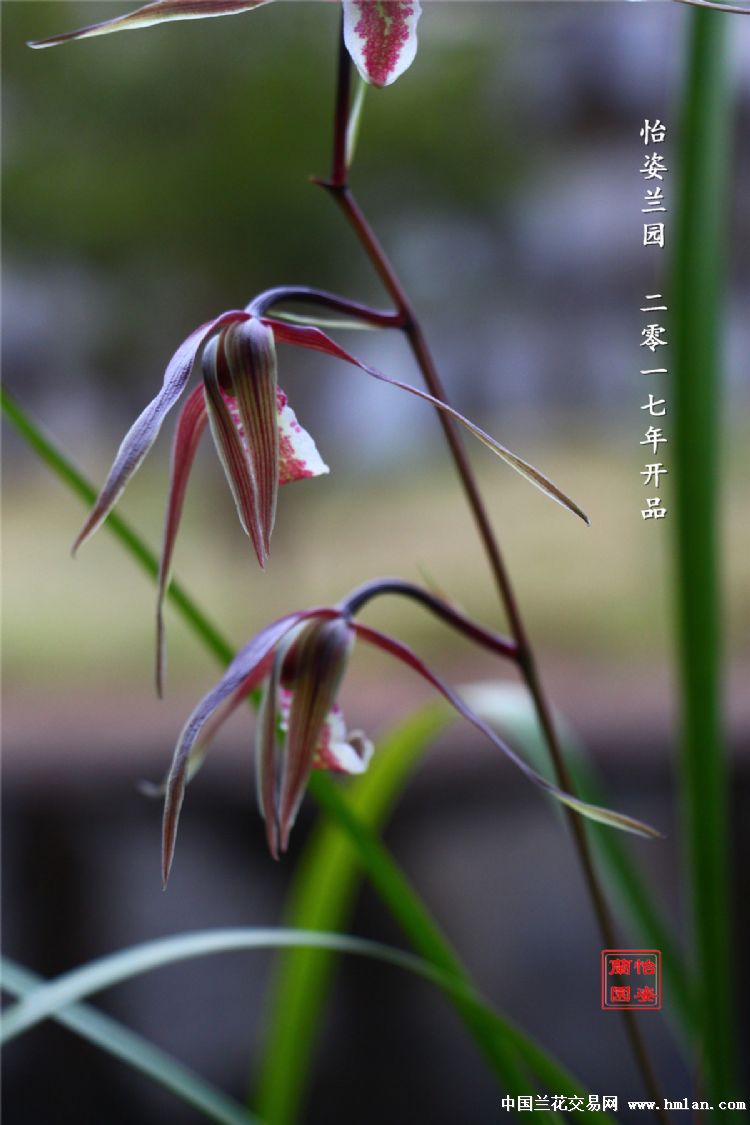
<box><xmin>0</xmin><ymin>929</ymin><xmax>475</xmax><ymax>1045</ymax></box>
<box><xmin>672</xmin><ymin>7</ymin><xmax>740</xmax><ymax>1111</ymax></box>
<box><xmin>2</xmin><ymin>922</ymin><xmax>581</xmax><ymax>1125</ymax></box>
<box><xmin>1</xmin><ymin>959</ymin><xmax>260</xmax><ymax>1125</ymax></box>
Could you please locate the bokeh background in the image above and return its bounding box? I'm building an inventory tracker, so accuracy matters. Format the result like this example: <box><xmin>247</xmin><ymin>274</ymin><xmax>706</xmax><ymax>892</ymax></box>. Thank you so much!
<box><xmin>2</xmin><ymin>2</ymin><xmax>749</xmax><ymax>1122</ymax></box>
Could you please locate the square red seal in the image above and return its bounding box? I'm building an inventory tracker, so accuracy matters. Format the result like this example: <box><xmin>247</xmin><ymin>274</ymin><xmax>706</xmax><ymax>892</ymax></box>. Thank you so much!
<box><xmin>601</xmin><ymin>950</ymin><xmax>661</xmax><ymax>1010</ymax></box>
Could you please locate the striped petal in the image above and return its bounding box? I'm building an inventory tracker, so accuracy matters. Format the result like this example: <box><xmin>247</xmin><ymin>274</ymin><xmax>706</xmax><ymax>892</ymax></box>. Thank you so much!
<box><xmin>269</xmin><ymin>319</ymin><xmax>590</xmax><ymax>525</ymax></box>
<box><xmin>156</xmin><ymin>384</ymin><xmax>209</xmax><ymax>697</ymax></box>
<box><xmin>256</xmin><ymin>647</ymin><xmax>284</xmax><ymax>858</ymax></box>
<box><xmin>29</xmin><ymin>1</ymin><xmax>272</xmax><ymax>49</ymax></box>
<box><xmin>277</xmin><ymin>618</ymin><xmax>355</xmax><ymax>851</ymax></box>
<box><xmin>342</xmin><ymin>0</ymin><xmax>421</xmax><ymax>88</ymax></box>
<box><xmin>202</xmin><ymin>335</ymin><xmax>266</xmax><ymax>566</ymax></box>
<box><xmin>73</xmin><ymin>310</ymin><xmax>247</xmax><ymax>555</ymax></box>
<box><xmin>277</xmin><ymin>391</ymin><xmax>329</xmax><ymax>485</ymax></box>
<box><xmin>222</xmin><ymin>318</ymin><xmax>279</xmax><ymax>557</ymax></box>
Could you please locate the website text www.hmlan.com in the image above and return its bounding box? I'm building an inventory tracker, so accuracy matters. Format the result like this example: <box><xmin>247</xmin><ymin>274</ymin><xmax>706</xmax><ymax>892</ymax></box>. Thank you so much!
<box><xmin>628</xmin><ymin>1101</ymin><xmax>747</xmax><ymax>1112</ymax></box>
<box><xmin>500</xmin><ymin>1096</ymin><xmax>747</xmax><ymax>1113</ymax></box>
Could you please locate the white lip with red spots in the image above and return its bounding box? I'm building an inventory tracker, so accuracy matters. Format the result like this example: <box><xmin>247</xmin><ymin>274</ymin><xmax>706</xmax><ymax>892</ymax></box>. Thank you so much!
<box><xmin>342</xmin><ymin>0</ymin><xmax>422</xmax><ymax>88</ymax></box>
<box><xmin>225</xmin><ymin>388</ymin><xmax>329</xmax><ymax>486</ymax></box>
<box><xmin>278</xmin><ymin>688</ymin><xmax>374</xmax><ymax>775</ymax></box>
<box><xmin>276</xmin><ymin>391</ymin><xmax>330</xmax><ymax>485</ymax></box>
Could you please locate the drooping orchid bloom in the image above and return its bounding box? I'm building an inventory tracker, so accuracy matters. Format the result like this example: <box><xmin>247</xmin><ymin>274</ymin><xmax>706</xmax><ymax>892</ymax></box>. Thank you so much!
<box><xmin>29</xmin><ymin>0</ymin><xmax>423</xmax><ymax>89</ymax></box>
<box><xmin>155</xmin><ymin>580</ymin><xmax>660</xmax><ymax>885</ymax></box>
<box><xmin>72</xmin><ymin>304</ymin><xmax>589</xmax><ymax>693</ymax></box>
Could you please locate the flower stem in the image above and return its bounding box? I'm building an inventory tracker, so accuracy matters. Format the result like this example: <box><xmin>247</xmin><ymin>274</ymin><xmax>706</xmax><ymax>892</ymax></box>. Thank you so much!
<box><xmin>323</xmin><ymin>16</ymin><xmax>668</xmax><ymax>1115</ymax></box>
<box><xmin>339</xmin><ymin>577</ymin><xmax>518</xmax><ymax>663</ymax></box>
<box><xmin>248</xmin><ymin>284</ymin><xmax>403</xmax><ymax>329</ymax></box>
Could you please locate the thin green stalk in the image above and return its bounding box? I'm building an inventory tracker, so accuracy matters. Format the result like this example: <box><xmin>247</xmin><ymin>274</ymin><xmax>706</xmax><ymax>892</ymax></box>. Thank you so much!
<box><xmin>1</xmin><ymin>388</ymin><xmax>232</xmax><ymax>667</ymax></box>
<box><xmin>1</xmin><ymin>392</ymin><xmax>589</xmax><ymax>1110</ymax></box>
<box><xmin>671</xmin><ymin>7</ymin><xmax>738</xmax><ymax>1107</ymax></box>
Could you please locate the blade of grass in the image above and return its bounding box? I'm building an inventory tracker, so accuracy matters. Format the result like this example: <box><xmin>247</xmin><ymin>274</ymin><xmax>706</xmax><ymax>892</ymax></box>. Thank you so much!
<box><xmin>1</xmin><ymin>388</ymin><xmax>232</xmax><ymax>667</ymax></box>
<box><xmin>671</xmin><ymin>6</ymin><xmax>739</xmax><ymax>1108</ymax></box>
<box><xmin>1</xmin><ymin>959</ymin><xmax>260</xmax><ymax>1125</ymax></box>
<box><xmin>2</xmin><ymin>392</ymin><xmax>594</xmax><ymax>1111</ymax></box>
<box><xmin>0</xmin><ymin>930</ymin><xmax>489</xmax><ymax>1044</ymax></box>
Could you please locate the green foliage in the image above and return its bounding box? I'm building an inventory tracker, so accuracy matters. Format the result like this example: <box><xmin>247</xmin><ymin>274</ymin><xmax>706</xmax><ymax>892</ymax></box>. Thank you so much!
<box><xmin>672</xmin><ymin>8</ymin><xmax>740</xmax><ymax>1112</ymax></box>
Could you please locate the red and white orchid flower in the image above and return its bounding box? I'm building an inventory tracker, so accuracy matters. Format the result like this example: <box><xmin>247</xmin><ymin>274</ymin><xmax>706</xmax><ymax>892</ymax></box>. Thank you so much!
<box><xmin>155</xmin><ymin>584</ymin><xmax>660</xmax><ymax>885</ymax></box>
<box><xmin>29</xmin><ymin>0</ymin><xmax>423</xmax><ymax>89</ymax></box>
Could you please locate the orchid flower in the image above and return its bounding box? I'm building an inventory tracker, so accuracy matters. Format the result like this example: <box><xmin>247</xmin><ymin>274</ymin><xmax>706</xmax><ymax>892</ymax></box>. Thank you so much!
<box><xmin>70</xmin><ymin>310</ymin><xmax>328</xmax><ymax>693</ymax></box>
<box><xmin>73</xmin><ymin>302</ymin><xmax>589</xmax><ymax>693</ymax></box>
<box><xmin>29</xmin><ymin>0</ymin><xmax>423</xmax><ymax>89</ymax></box>
<box><xmin>155</xmin><ymin>580</ymin><xmax>660</xmax><ymax>885</ymax></box>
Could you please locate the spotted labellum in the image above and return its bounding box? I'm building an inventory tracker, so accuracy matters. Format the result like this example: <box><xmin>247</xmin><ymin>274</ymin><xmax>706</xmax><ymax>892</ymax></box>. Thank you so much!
<box><xmin>29</xmin><ymin>0</ymin><xmax>423</xmax><ymax>89</ymax></box>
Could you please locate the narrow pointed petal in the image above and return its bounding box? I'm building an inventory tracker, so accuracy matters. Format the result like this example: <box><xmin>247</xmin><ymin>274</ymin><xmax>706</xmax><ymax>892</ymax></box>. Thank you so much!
<box><xmin>161</xmin><ymin>608</ymin><xmax>338</xmax><ymax>883</ymax></box>
<box><xmin>202</xmin><ymin>337</ymin><xmax>266</xmax><ymax>565</ymax></box>
<box><xmin>353</xmin><ymin>623</ymin><xmax>662</xmax><ymax>841</ymax></box>
<box><xmin>73</xmin><ymin>310</ymin><xmax>247</xmax><ymax>555</ymax></box>
<box><xmin>223</xmin><ymin>319</ymin><xmax>279</xmax><ymax>556</ymax></box>
<box><xmin>156</xmin><ymin>385</ymin><xmax>208</xmax><ymax>697</ymax></box>
<box><xmin>256</xmin><ymin>650</ymin><xmax>283</xmax><ymax>859</ymax></box>
<box><xmin>278</xmin><ymin>619</ymin><xmax>355</xmax><ymax>851</ymax></box>
<box><xmin>342</xmin><ymin>0</ymin><xmax>421</xmax><ymax>88</ymax></box>
<box><xmin>29</xmin><ymin>0</ymin><xmax>272</xmax><ymax>48</ymax></box>
<box><xmin>269</xmin><ymin>320</ymin><xmax>590</xmax><ymax>525</ymax></box>
<box><xmin>277</xmin><ymin>391</ymin><xmax>329</xmax><ymax>485</ymax></box>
